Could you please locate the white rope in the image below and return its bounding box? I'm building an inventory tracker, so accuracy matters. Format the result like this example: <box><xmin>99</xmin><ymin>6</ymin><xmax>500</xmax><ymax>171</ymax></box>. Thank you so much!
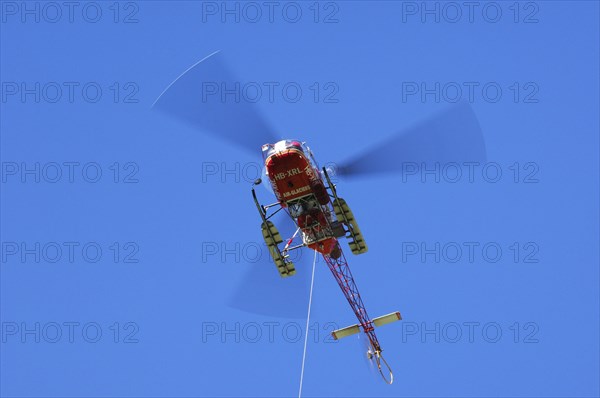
<box><xmin>298</xmin><ymin>250</ymin><xmax>318</xmax><ymax>398</ymax></box>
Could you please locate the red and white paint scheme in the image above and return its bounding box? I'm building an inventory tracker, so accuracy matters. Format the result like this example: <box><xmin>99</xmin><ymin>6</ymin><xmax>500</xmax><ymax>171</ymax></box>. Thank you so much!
<box><xmin>253</xmin><ymin>139</ymin><xmax>400</xmax><ymax>384</ymax></box>
<box><xmin>262</xmin><ymin>140</ymin><xmax>338</xmax><ymax>256</ymax></box>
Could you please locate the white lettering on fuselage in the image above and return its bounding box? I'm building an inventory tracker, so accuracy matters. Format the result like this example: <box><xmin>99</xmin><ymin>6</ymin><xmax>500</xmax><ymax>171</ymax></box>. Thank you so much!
<box><xmin>283</xmin><ymin>185</ymin><xmax>310</xmax><ymax>198</ymax></box>
<box><xmin>273</xmin><ymin>167</ymin><xmax>303</xmax><ymax>181</ymax></box>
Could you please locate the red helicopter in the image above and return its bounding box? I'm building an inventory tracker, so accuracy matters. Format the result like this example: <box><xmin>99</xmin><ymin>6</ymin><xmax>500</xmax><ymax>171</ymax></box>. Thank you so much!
<box><xmin>252</xmin><ymin>138</ymin><xmax>401</xmax><ymax>382</ymax></box>
<box><xmin>153</xmin><ymin>51</ymin><xmax>486</xmax><ymax>385</ymax></box>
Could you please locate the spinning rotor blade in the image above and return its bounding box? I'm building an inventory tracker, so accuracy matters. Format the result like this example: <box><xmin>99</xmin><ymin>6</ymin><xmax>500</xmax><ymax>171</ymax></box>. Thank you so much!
<box><xmin>228</xmin><ymin>249</ymin><xmax>313</xmax><ymax>319</ymax></box>
<box><xmin>336</xmin><ymin>102</ymin><xmax>486</xmax><ymax>177</ymax></box>
<box><xmin>153</xmin><ymin>51</ymin><xmax>279</xmax><ymax>153</ymax></box>
<box><xmin>228</xmin><ymin>212</ymin><xmax>313</xmax><ymax>318</ymax></box>
<box><xmin>357</xmin><ymin>333</ymin><xmax>379</xmax><ymax>382</ymax></box>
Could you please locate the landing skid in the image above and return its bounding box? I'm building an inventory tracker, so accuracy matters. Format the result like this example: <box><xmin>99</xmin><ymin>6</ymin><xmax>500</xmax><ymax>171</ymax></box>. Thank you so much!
<box><xmin>322</xmin><ymin>167</ymin><xmax>368</xmax><ymax>254</ymax></box>
<box><xmin>252</xmin><ymin>181</ymin><xmax>306</xmax><ymax>277</ymax></box>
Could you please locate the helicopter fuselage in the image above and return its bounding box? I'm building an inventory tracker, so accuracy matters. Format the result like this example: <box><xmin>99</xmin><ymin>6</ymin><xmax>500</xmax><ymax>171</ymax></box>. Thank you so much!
<box><xmin>263</xmin><ymin>140</ymin><xmax>338</xmax><ymax>256</ymax></box>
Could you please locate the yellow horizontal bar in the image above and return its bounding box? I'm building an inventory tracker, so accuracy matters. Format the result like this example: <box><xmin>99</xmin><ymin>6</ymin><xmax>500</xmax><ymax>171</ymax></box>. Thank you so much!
<box><xmin>331</xmin><ymin>324</ymin><xmax>360</xmax><ymax>340</ymax></box>
<box><xmin>372</xmin><ymin>312</ymin><xmax>402</xmax><ymax>327</ymax></box>
<box><xmin>331</xmin><ymin>311</ymin><xmax>402</xmax><ymax>340</ymax></box>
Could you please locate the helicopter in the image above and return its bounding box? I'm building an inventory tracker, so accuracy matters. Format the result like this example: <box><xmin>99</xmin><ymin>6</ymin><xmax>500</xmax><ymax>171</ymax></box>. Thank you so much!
<box><xmin>153</xmin><ymin>50</ymin><xmax>486</xmax><ymax>385</ymax></box>
<box><xmin>253</xmin><ymin>137</ymin><xmax>401</xmax><ymax>382</ymax></box>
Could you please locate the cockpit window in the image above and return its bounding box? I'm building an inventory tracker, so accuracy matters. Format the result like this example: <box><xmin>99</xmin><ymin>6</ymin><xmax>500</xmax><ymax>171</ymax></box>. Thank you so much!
<box><xmin>262</xmin><ymin>139</ymin><xmax>307</xmax><ymax>159</ymax></box>
<box><xmin>288</xmin><ymin>140</ymin><xmax>303</xmax><ymax>152</ymax></box>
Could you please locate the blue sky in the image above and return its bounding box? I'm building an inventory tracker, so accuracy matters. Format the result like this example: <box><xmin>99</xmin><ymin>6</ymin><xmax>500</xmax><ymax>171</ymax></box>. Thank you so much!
<box><xmin>1</xmin><ymin>1</ymin><xmax>599</xmax><ymax>397</ymax></box>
